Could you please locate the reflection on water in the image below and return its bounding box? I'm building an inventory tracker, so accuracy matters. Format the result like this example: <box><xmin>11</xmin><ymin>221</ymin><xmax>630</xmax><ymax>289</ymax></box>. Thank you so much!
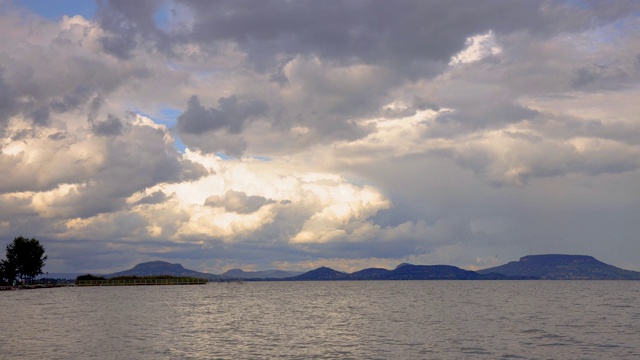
<box><xmin>1</xmin><ymin>281</ymin><xmax>639</xmax><ymax>359</ymax></box>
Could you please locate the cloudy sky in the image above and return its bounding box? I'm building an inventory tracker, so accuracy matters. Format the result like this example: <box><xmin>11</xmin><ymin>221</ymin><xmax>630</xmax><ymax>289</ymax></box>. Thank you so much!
<box><xmin>1</xmin><ymin>0</ymin><xmax>640</xmax><ymax>274</ymax></box>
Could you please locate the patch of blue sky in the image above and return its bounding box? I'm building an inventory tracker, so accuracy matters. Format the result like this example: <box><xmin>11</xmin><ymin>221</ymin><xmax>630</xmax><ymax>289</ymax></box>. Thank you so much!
<box><xmin>213</xmin><ymin>154</ymin><xmax>272</xmax><ymax>162</ymax></box>
<box><xmin>158</xmin><ymin>107</ymin><xmax>182</xmax><ymax>125</ymax></box>
<box><xmin>15</xmin><ymin>0</ymin><xmax>96</xmax><ymax>20</ymax></box>
<box><xmin>172</xmin><ymin>136</ymin><xmax>188</xmax><ymax>153</ymax></box>
<box><xmin>343</xmin><ymin>176</ymin><xmax>367</xmax><ymax>187</ymax></box>
<box><xmin>153</xmin><ymin>1</ymin><xmax>172</xmax><ymax>31</ymax></box>
<box><xmin>567</xmin><ymin>1</ymin><xmax>639</xmax><ymax>18</ymax></box>
<box><xmin>215</xmin><ymin>152</ymin><xmax>233</xmax><ymax>160</ymax></box>
<box><xmin>588</xmin><ymin>17</ymin><xmax>639</xmax><ymax>49</ymax></box>
<box><xmin>251</xmin><ymin>156</ymin><xmax>273</xmax><ymax>162</ymax></box>
<box><xmin>165</xmin><ymin>62</ymin><xmax>182</xmax><ymax>71</ymax></box>
<box><xmin>133</xmin><ymin>107</ymin><xmax>181</xmax><ymax>127</ymax></box>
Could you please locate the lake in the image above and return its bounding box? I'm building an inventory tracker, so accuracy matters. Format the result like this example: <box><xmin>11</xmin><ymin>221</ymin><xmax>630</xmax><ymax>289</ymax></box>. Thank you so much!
<box><xmin>1</xmin><ymin>281</ymin><xmax>639</xmax><ymax>359</ymax></box>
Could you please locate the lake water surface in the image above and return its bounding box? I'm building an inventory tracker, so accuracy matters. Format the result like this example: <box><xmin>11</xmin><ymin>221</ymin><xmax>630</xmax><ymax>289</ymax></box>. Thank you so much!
<box><xmin>1</xmin><ymin>281</ymin><xmax>639</xmax><ymax>359</ymax></box>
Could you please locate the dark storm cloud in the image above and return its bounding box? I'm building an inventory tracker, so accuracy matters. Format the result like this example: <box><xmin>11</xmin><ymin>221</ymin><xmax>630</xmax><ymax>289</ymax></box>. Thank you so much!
<box><xmin>47</xmin><ymin>132</ymin><xmax>66</xmax><ymax>141</ymax></box>
<box><xmin>0</xmin><ymin>33</ymin><xmax>151</xmax><ymax>134</ymax></box>
<box><xmin>0</xmin><ymin>115</ymin><xmax>207</xmax><ymax>208</ymax></box>
<box><xmin>571</xmin><ymin>64</ymin><xmax>634</xmax><ymax>91</ymax></box>
<box><xmin>99</xmin><ymin>35</ymin><xmax>139</xmax><ymax>61</ymax></box>
<box><xmin>134</xmin><ymin>190</ymin><xmax>168</xmax><ymax>206</ymax></box>
<box><xmin>0</xmin><ymin>140</ymin><xmax>87</xmax><ymax>194</ymax></box>
<box><xmin>180</xmin><ymin>0</ymin><xmax>520</xmax><ymax>67</ymax></box>
<box><xmin>428</xmin><ymin>103</ymin><xmax>540</xmax><ymax>137</ymax></box>
<box><xmin>96</xmin><ymin>0</ymin><xmax>166</xmax><ymax>59</ymax></box>
<box><xmin>99</xmin><ymin>124</ymin><xmax>207</xmax><ymax>194</ymax></box>
<box><xmin>50</xmin><ymin>86</ymin><xmax>99</xmax><ymax>114</ymax></box>
<box><xmin>177</xmin><ymin>95</ymin><xmax>268</xmax><ymax>134</ymax></box>
<box><xmin>9</xmin><ymin>128</ymin><xmax>36</xmax><ymax>142</ymax></box>
<box><xmin>42</xmin><ymin>123</ymin><xmax>208</xmax><ymax>219</ymax></box>
<box><xmin>96</xmin><ymin>1</ymin><xmax>640</xmax><ymax>73</ymax></box>
<box><xmin>91</xmin><ymin>0</ymin><xmax>640</xmax><ymax>156</ymax></box>
<box><xmin>34</xmin><ymin>234</ymin><xmax>204</xmax><ymax>274</ymax></box>
<box><xmin>91</xmin><ymin>114</ymin><xmax>124</xmax><ymax>136</ymax></box>
<box><xmin>29</xmin><ymin>107</ymin><xmax>51</xmax><ymax>127</ymax></box>
<box><xmin>0</xmin><ymin>69</ymin><xmax>15</xmax><ymax>130</ymax></box>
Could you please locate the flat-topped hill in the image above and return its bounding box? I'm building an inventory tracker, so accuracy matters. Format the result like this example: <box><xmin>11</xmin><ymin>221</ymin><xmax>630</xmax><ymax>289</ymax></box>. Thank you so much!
<box><xmin>107</xmin><ymin>261</ymin><xmax>219</xmax><ymax>280</ymax></box>
<box><xmin>477</xmin><ymin>254</ymin><xmax>640</xmax><ymax>280</ymax></box>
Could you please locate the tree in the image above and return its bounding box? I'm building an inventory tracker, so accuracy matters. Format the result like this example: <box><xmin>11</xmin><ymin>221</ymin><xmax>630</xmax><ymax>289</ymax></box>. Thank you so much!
<box><xmin>0</xmin><ymin>259</ymin><xmax>8</xmax><ymax>285</ymax></box>
<box><xmin>4</xmin><ymin>236</ymin><xmax>47</xmax><ymax>283</ymax></box>
<box><xmin>2</xmin><ymin>259</ymin><xmax>16</xmax><ymax>285</ymax></box>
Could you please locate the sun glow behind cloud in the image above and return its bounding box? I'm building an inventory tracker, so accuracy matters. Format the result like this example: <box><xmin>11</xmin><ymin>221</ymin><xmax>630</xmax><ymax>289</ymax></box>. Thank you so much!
<box><xmin>449</xmin><ymin>31</ymin><xmax>502</xmax><ymax>66</ymax></box>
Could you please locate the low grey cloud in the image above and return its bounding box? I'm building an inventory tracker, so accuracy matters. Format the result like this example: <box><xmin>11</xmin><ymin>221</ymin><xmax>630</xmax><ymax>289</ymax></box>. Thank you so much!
<box><xmin>0</xmin><ymin>17</ymin><xmax>151</xmax><ymax>139</ymax></box>
<box><xmin>0</xmin><ymin>69</ymin><xmax>15</xmax><ymax>131</ymax></box>
<box><xmin>571</xmin><ymin>64</ymin><xmax>635</xmax><ymax>91</ymax></box>
<box><xmin>0</xmin><ymin>134</ymin><xmax>89</xmax><ymax>193</ymax></box>
<box><xmin>95</xmin><ymin>1</ymin><xmax>640</xmax><ymax>74</ymax></box>
<box><xmin>180</xmin><ymin>132</ymin><xmax>248</xmax><ymax>157</ymax></box>
<box><xmin>91</xmin><ymin>114</ymin><xmax>123</xmax><ymax>136</ymax></box>
<box><xmin>29</xmin><ymin>107</ymin><xmax>51</xmax><ymax>127</ymax></box>
<box><xmin>96</xmin><ymin>0</ymin><xmax>165</xmax><ymax>60</ymax></box>
<box><xmin>134</xmin><ymin>191</ymin><xmax>169</xmax><ymax>206</ymax></box>
<box><xmin>205</xmin><ymin>190</ymin><xmax>275</xmax><ymax>214</ymax></box>
<box><xmin>427</xmin><ymin>104</ymin><xmax>540</xmax><ymax>138</ymax></box>
<box><xmin>95</xmin><ymin>122</ymin><xmax>207</xmax><ymax>195</ymax></box>
<box><xmin>0</xmin><ymin>115</ymin><xmax>207</xmax><ymax>214</ymax></box>
<box><xmin>177</xmin><ymin>95</ymin><xmax>268</xmax><ymax>135</ymax></box>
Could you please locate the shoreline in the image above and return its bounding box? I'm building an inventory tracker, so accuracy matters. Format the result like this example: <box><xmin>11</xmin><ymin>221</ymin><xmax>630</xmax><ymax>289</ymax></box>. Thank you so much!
<box><xmin>0</xmin><ymin>284</ymin><xmax>71</xmax><ymax>291</ymax></box>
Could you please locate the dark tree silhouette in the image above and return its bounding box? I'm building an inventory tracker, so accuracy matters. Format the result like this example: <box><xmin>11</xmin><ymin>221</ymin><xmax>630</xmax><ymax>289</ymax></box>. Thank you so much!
<box><xmin>0</xmin><ymin>259</ymin><xmax>14</xmax><ymax>285</ymax></box>
<box><xmin>4</xmin><ymin>236</ymin><xmax>47</xmax><ymax>283</ymax></box>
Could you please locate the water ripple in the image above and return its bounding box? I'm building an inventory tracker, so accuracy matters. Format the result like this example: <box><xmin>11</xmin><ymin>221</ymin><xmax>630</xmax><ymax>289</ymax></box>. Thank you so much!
<box><xmin>1</xmin><ymin>281</ymin><xmax>639</xmax><ymax>359</ymax></box>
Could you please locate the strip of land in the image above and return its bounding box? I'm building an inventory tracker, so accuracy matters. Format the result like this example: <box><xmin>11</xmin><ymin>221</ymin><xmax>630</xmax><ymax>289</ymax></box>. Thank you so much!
<box><xmin>75</xmin><ymin>275</ymin><xmax>208</xmax><ymax>286</ymax></box>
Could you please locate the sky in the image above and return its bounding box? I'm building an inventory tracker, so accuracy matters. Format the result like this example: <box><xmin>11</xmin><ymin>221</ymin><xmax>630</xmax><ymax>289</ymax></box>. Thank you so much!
<box><xmin>1</xmin><ymin>0</ymin><xmax>640</xmax><ymax>274</ymax></box>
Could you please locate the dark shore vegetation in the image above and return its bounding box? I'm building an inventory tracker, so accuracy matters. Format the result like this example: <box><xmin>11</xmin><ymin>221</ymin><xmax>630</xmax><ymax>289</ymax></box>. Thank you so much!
<box><xmin>1</xmin><ymin>236</ymin><xmax>47</xmax><ymax>286</ymax></box>
<box><xmin>75</xmin><ymin>274</ymin><xmax>208</xmax><ymax>286</ymax></box>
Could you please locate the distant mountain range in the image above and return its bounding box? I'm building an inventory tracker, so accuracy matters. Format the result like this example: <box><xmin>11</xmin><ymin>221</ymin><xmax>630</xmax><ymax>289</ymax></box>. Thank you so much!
<box><xmin>64</xmin><ymin>254</ymin><xmax>640</xmax><ymax>280</ymax></box>
<box><xmin>286</xmin><ymin>263</ymin><xmax>537</xmax><ymax>281</ymax></box>
<box><xmin>102</xmin><ymin>261</ymin><xmax>302</xmax><ymax>280</ymax></box>
<box><xmin>284</xmin><ymin>255</ymin><xmax>640</xmax><ymax>280</ymax></box>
